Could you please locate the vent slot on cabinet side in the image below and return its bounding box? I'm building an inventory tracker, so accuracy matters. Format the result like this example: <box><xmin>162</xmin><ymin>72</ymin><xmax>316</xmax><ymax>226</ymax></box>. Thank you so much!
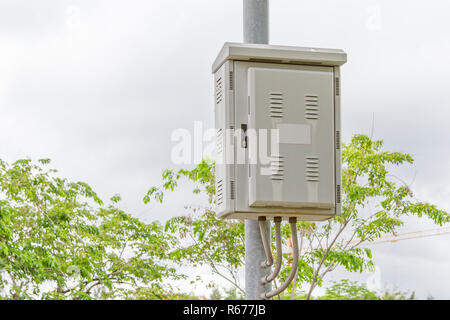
<box><xmin>230</xmin><ymin>180</ymin><xmax>235</xmax><ymax>200</ymax></box>
<box><xmin>269</xmin><ymin>92</ymin><xmax>284</xmax><ymax>118</ymax></box>
<box><xmin>216</xmin><ymin>128</ymin><xmax>224</xmax><ymax>155</ymax></box>
<box><xmin>229</xmin><ymin>71</ymin><xmax>234</xmax><ymax>90</ymax></box>
<box><xmin>336</xmin><ymin>184</ymin><xmax>341</xmax><ymax>204</ymax></box>
<box><xmin>215</xmin><ymin>77</ymin><xmax>223</xmax><ymax>105</ymax></box>
<box><xmin>216</xmin><ymin>179</ymin><xmax>224</xmax><ymax>206</ymax></box>
<box><xmin>306</xmin><ymin>156</ymin><xmax>320</xmax><ymax>182</ymax></box>
<box><xmin>271</xmin><ymin>155</ymin><xmax>284</xmax><ymax>181</ymax></box>
<box><xmin>335</xmin><ymin>77</ymin><xmax>340</xmax><ymax>96</ymax></box>
<box><xmin>305</xmin><ymin>94</ymin><xmax>319</xmax><ymax>120</ymax></box>
<box><xmin>335</xmin><ymin>130</ymin><xmax>341</xmax><ymax>150</ymax></box>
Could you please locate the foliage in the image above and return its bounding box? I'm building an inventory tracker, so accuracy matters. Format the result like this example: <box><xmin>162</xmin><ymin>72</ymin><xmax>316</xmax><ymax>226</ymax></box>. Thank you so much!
<box><xmin>130</xmin><ymin>287</ymin><xmax>200</xmax><ymax>300</ymax></box>
<box><xmin>279</xmin><ymin>279</ymin><xmax>414</xmax><ymax>300</ymax></box>
<box><xmin>145</xmin><ymin>134</ymin><xmax>449</xmax><ymax>299</ymax></box>
<box><xmin>209</xmin><ymin>287</ymin><xmax>244</xmax><ymax>300</ymax></box>
<box><xmin>146</xmin><ymin>159</ymin><xmax>246</xmax><ymax>293</ymax></box>
<box><xmin>318</xmin><ymin>280</ymin><xmax>379</xmax><ymax>300</ymax></box>
<box><xmin>297</xmin><ymin>134</ymin><xmax>449</xmax><ymax>299</ymax></box>
<box><xmin>378</xmin><ymin>286</ymin><xmax>415</xmax><ymax>300</ymax></box>
<box><xmin>0</xmin><ymin>159</ymin><xmax>181</xmax><ymax>299</ymax></box>
<box><xmin>144</xmin><ymin>159</ymin><xmax>215</xmax><ymax>205</ymax></box>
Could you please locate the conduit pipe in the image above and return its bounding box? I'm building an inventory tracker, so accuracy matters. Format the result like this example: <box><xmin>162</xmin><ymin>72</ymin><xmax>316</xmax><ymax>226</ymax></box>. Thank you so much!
<box><xmin>258</xmin><ymin>216</ymin><xmax>273</xmax><ymax>267</ymax></box>
<box><xmin>261</xmin><ymin>217</ymin><xmax>282</xmax><ymax>285</ymax></box>
<box><xmin>262</xmin><ymin>217</ymin><xmax>299</xmax><ymax>300</ymax></box>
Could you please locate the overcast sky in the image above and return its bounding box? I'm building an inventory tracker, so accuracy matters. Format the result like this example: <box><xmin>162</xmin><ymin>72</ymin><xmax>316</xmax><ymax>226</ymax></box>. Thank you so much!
<box><xmin>1</xmin><ymin>0</ymin><xmax>450</xmax><ymax>299</ymax></box>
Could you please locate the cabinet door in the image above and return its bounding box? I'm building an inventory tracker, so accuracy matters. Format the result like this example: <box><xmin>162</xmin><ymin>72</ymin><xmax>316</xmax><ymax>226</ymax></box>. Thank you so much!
<box><xmin>248</xmin><ymin>66</ymin><xmax>335</xmax><ymax>209</ymax></box>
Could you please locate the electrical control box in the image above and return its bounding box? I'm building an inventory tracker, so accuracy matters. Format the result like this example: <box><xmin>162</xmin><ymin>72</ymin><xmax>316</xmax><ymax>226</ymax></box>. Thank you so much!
<box><xmin>212</xmin><ymin>43</ymin><xmax>347</xmax><ymax>221</ymax></box>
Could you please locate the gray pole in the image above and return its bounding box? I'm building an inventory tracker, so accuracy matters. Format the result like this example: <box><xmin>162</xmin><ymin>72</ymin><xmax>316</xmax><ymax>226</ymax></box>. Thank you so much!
<box><xmin>243</xmin><ymin>0</ymin><xmax>271</xmax><ymax>300</ymax></box>
<box><xmin>243</xmin><ymin>0</ymin><xmax>269</xmax><ymax>44</ymax></box>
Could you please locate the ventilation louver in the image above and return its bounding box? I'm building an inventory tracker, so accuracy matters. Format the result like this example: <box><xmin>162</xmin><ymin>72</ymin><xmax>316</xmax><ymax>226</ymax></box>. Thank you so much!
<box><xmin>271</xmin><ymin>155</ymin><xmax>284</xmax><ymax>181</ymax></box>
<box><xmin>305</xmin><ymin>94</ymin><xmax>319</xmax><ymax>120</ymax></box>
<box><xmin>216</xmin><ymin>179</ymin><xmax>224</xmax><ymax>206</ymax></box>
<box><xmin>269</xmin><ymin>92</ymin><xmax>284</xmax><ymax>118</ymax></box>
<box><xmin>306</xmin><ymin>156</ymin><xmax>320</xmax><ymax>182</ymax></box>
<box><xmin>215</xmin><ymin>77</ymin><xmax>223</xmax><ymax>105</ymax></box>
<box><xmin>216</xmin><ymin>128</ymin><xmax>224</xmax><ymax>155</ymax></box>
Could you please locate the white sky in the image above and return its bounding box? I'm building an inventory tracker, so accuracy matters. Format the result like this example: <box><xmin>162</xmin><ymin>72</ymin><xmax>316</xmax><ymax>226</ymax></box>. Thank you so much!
<box><xmin>1</xmin><ymin>0</ymin><xmax>450</xmax><ymax>299</ymax></box>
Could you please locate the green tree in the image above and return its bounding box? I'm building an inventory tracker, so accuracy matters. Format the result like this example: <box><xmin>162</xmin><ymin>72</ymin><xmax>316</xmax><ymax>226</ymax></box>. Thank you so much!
<box><xmin>145</xmin><ymin>160</ymin><xmax>245</xmax><ymax>294</ymax></box>
<box><xmin>145</xmin><ymin>134</ymin><xmax>449</xmax><ymax>299</ymax></box>
<box><xmin>282</xmin><ymin>279</ymin><xmax>414</xmax><ymax>300</ymax></box>
<box><xmin>319</xmin><ymin>280</ymin><xmax>378</xmax><ymax>300</ymax></box>
<box><xmin>0</xmin><ymin>159</ymin><xmax>181</xmax><ymax>299</ymax></box>
<box><xmin>378</xmin><ymin>286</ymin><xmax>415</xmax><ymax>300</ymax></box>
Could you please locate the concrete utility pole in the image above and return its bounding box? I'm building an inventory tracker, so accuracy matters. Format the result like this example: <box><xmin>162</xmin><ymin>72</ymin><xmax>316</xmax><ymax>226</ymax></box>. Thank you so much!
<box><xmin>243</xmin><ymin>0</ymin><xmax>271</xmax><ymax>300</ymax></box>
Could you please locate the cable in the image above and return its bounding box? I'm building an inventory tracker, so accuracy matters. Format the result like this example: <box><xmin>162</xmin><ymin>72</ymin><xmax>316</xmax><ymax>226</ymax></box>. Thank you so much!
<box><xmin>258</xmin><ymin>216</ymin><xmax>273</xmax><ymax>267</ymax></box>
<box><xmin>262</xmin><ymin>217</ymin><xmax>299</xmax><ymax>300</ymax></box>
<box><xmin>262</xmin><ymin>217</ymin><xmax>282</xmax><ymax>285</ymax></box>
